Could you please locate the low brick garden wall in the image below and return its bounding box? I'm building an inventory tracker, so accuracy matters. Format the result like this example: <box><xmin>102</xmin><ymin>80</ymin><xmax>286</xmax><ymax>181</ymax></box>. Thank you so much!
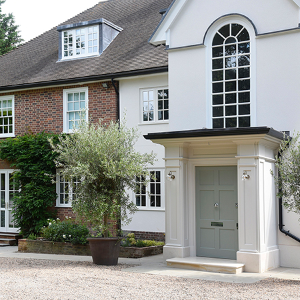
<box><xmin>18</xmin><ymin>239</ymin><xmax>163</xmax><ymax>258</ymax></box>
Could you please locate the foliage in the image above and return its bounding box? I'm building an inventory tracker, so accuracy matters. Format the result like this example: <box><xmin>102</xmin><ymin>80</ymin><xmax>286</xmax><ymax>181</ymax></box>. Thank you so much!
<box><xmin>121</xmin><ymin>233</ymin><xmax>164</xmax><ymax>248</ymax></box>
<box><xmin>0</xmin><ymin>0</ymin><xmax>23</xmax><ymax>55</ymax></box>
<box><xmin>41</xmin><ymin>217</ymin><xmax>89</xmax><ymax>245</ymax></box>
<box><xmin>273</xmin><ymin>133</ymin><xmax>300</xmax><ymax>214</ymax></box>
<box><xmin>50</xmin><ymin>119</ymin><xmax>156</xmax><ymax>237</ymax></box>
<box><xmin>27</xmin><ymin>233</ymin><xmax>37</xmax><ymax>240</ymax></box>
<box><xmin>0</xmin><ymin>132</ymin><xmax>61</xmax><ymax>236</ymax></box>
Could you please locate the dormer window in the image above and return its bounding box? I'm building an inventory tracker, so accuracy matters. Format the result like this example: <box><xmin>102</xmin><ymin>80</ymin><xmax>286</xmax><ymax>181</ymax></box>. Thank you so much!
<box><xmin>63</xmin><ymin>25</ymin><xmax>99</xmax><ymax>59</ymax></box>
<box><xmin>57</xmin><ymin>19</ymin><xmax>122</xmax><ymax>61</ymax></box>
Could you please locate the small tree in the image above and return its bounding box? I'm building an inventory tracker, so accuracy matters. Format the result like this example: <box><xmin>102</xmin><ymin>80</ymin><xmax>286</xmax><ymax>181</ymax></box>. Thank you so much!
<box><xmin>50</xmin><ymin>120</ymin><xmax>156</xmax><ymax>237</ymax></box>
<box><xmin>273</xmin><ymin>133</ymin><xmax>300</xmax><ymax>214</ymax></box>
<box><xmin>0</xmin><ymin>0</ymin><xmax>23</xmax><ymax>55</ymax></box>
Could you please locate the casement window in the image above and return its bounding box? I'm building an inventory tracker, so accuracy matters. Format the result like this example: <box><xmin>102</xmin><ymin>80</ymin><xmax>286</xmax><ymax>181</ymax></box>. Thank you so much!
<box><xmin>63</xmin><ymin>87</ymin><xmax>88</xmax><ymax>133</ymax></box>
<box><xmin>211</xmin><ymin>23</ymin><xmax>251</xmax><ymax>128</ymax></box>
<box><xmin>57</xmin><ymin>19</ymin><xmax>122</xmax><ymax>61</ymax></box>
<box><xmin>56</xmin><ymin>173</ymin><xmax>80</xmax><ymax>207</ymax></box>
<box><xmin>141</xmin><ymin>88</ymin><xmax>169</xmax><ymax>123</ymax></box>
<box><xmin>135</xmin><ymin>170</ymin><xmax>164</xmax><ymax>209</ymax></box>
<box><xmin>62</xmin><ymin>25</ymin><xmax>99</xmax><ymax>60</ymax></box>
<box><xmin>0</xmin><ymin>95</ymin><xmax>14</xmax><ymax>137</ymax></box>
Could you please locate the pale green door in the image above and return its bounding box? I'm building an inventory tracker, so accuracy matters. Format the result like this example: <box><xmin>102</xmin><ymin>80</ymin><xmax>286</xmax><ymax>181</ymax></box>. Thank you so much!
<box><xmin>196</xmin><ymin>166</ymin><xmax>238</xmax><ymax>260</ymax></box>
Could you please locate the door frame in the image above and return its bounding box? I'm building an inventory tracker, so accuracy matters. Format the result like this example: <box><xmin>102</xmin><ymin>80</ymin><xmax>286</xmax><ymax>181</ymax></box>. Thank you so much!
<box><xmin>0</xmin><ymin>169</ymin><xmax>19</xmax><ymax>233</ymax></box>
<box><xmin>195</xmin><ymin>166</ymin><xmax>238</xmax><ymax>259</ymax></box>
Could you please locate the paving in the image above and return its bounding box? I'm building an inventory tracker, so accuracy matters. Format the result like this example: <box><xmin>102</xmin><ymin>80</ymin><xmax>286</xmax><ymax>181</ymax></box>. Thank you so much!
<box><xmin>1</xmin><ymin>246</ymin><xmax>300</xmax><ymax>284</ymax></box>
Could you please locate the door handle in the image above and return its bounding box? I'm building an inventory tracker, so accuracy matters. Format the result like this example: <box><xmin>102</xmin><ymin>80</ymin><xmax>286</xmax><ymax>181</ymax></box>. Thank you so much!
<box><xmin>214</xmin><ymin>203</ymin><xmax>219</xmax><ymax>208</ymax></box>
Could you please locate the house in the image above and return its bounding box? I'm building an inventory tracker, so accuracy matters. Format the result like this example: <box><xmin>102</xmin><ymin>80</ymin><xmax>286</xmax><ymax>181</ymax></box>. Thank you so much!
<box><xmin>0</xmin><ymin>0</ymin><xmax>300</xmax><ymax>273</ymax></box>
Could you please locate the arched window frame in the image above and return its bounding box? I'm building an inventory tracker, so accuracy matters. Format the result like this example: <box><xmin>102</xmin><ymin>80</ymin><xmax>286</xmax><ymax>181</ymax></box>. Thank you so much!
<box><xmin>205</xmin><ymin>16</ymin><xmax>256</xmax><ymax>129</ymax></box>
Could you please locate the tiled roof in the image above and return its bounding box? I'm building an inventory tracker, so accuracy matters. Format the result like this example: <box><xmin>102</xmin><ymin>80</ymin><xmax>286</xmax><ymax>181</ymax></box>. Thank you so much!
<box><xmin>0</xmin><ymin>0</ymin><xmax>172</xmax><ymax>90</ymax></box>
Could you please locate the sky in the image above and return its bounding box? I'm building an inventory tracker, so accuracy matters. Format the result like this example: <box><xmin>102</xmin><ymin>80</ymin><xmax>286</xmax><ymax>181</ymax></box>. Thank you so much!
<box><xmin>2</xmin><ymin>0</ymin><xmax>104</xmax><ymax>42</ymax></box>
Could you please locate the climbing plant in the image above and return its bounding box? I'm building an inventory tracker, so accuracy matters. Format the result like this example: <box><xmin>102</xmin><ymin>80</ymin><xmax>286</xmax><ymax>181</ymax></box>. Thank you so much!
<box><xmin>0</xmin><ymin>132</ymin><xmax>61</xmax><ymax>236</ymax></box>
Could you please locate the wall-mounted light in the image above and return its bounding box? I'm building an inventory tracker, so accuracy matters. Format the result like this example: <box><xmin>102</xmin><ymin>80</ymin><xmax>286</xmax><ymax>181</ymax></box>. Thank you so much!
<box><xmin>167</xmin><ymin>171</ymin><xmax>175</xmax><ymax>181</ymax></box>
<box><xmin>242</xmin><ymin>171</ymin><xmax>250</xmax><ymax>180</ymax></box>
<box><xmin>102</xmin><ymin>83</ymin><xmax>108</xmax><ymax>88</ymax></box>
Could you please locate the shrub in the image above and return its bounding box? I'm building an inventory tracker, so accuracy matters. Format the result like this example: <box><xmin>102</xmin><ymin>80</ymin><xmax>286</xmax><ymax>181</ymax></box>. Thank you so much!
<box><xmin>0</xmin><ymin>132</ymin><xmax>61</xmax><ymax>236</ymax></box>
<box><xmin>41</xmin><ymin>217</ymin><xmax>89</xmax><ymax>245</ymax></box>
<box><xmin>121</xmin><ymin>233</ymin><xmax>164</xmax><ymax>247</ymax></box>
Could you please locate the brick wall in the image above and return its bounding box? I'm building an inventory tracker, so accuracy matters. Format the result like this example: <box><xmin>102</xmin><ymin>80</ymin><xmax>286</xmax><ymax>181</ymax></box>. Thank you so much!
<box><xmin>2</xmin><ymin>80</ymin><xmax>118</xmax><ymax>135</ymax></box>
<box><xmin>123</xmin><ymin>230</ymin><xmax>165</xmax><ymax>242</ymax></box>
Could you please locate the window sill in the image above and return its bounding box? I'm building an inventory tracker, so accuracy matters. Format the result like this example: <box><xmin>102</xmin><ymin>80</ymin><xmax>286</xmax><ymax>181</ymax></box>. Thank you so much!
<box><xmin>55</xmin><ymin>205</ymin><xmax>72</xmax><ymax>208</ymax></box>
<box><xmin>136</xmin><ymin>208</ymin><xmax>165</xmax><ymax>212</ymax></box>
<box><xmin>138</xmin><ymin>121</ymin><xmax>169</xmax><ymax>126</ymax></box>
<box><xmin>0</xmin><ymin>134</ymin><xmax>15</xmax><ymax>139</ymax></box>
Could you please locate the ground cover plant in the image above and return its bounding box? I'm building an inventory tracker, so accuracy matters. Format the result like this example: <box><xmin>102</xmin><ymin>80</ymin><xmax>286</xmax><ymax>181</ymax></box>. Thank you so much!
<box><xmin>121</xmin><ymin>233</ymin><xmax>164</xmax><ymax>247</ymax></box>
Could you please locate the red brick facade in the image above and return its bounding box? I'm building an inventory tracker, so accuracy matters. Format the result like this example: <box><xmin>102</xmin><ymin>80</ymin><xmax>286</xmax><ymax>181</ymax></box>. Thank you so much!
<box><xmin>2</xmin><ymin>81</ymin><xmax>118</xmax><ymax>136</ymax></box>
<box><xmin>1</xmin><ymin>80</ymin><xmax>118</xmax><ymax>220</ymax></box>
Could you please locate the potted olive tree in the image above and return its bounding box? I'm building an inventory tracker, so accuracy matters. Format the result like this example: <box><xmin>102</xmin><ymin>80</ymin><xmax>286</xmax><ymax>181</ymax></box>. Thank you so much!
<box><xmin>50</xmin><ymin>119</ymin><xmax>155</xmax><ymax>265</ymax></box>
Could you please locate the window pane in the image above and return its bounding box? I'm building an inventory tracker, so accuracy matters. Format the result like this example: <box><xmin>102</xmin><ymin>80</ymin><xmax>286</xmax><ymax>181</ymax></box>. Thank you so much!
<box><xmin>212</xmin><ymin>46</ymin><xmax>223</xmax><ymax>58</ymax></box>
<box><xmin>68</xmin><ymin>103</ymin><xmax>73</xmax><ymax>111</ymax></box>
<box><xmin>164</xmin><ymin>111</ymin><xmax>169</xmax><ymax>120</ymax></box>
<box><xmin>74</xmin><ymin>101</ymin><xmax>80</xmax><ymax>110</ymax></box>
<box><xmin>239</xmin><ymin>104</ymin><xmax>250</xmax><ymax>115</ymax></box>
<box><xmin>238</xmin><ymin>79</ymin><xmax>250</xmax><ymax>91</ymax></box>
<box><xmin>225</xmin><ymin>93</ymin><xmax>236</xmax><ymax>104</ymax></box>
<box><xmin>219</xmin><ymin>24</ymin><xmax>230</xmax><ymax>38</ymax></box>
<box><xmin>225</xmin><ymin>105</ymin><xmax>236</xmax><ymax>116</ymax></box>
<box><xmin>213</xmin><ymin>106</ymin><xmax>223</xmax><ymax>117</ymax></box>
<box><xmin>225</xmin><ymin>81</ymin><xmax>236</xmax><ymax>92</ymax></box>
<box><xmin>213</xmin><ymin>118</ymin><xmax>223</xmax><ymax>128</ymax></box>
<box><xmin>212</xmin><ymin>59</ymin><xmax>223</xmax><ymax>70</ymax></box>
<box><xmin>156</xmin><ymin>196</ymin><xmax>161</xmax><ymax>207</ymax></box>
<box><xmin>80</xmin><ymin>101</ymin><xmax>86</xmax><ymax>109</ymax></box>
<box><xmin>225</xmin><ymin>37</ymin><xmax>236</xmax><ymax>44</ymax></box>
<box><xmin>225</xmin><ymin>69</ymin><xmax>236</xmax><ymax>80</ymax></box>
<box><xmin>136</xmin><ymin>196</ymin><xmax>140</xmax><ymax>206</ymax></box>
<box><xmin>158</xmin><ymin>100</ymin><xmax>163</xmax><ymax>110</ymax></box>
<box><xmin>225</xmin><ymin>56</ymin><xmax>236</xmax><ymax>68</ymax></box>
<box><xmin>141</xmin><ymin>196</ymin><xmax>146</xmax><ymax>206</ymax></box>
<box><xmin>164</xmin><ymin>100</ymin><xmax>169</xmax><ymax>109</ymax></box>
<box><xmin>80</xmin><ymin>92</ymin><xmax>85</xmax><ymax>100</ymax></box>
<box><xmin>238</xmin><ymin>67</ymin><xmax>250</xmax><ymax>79</ymax></box>
<box><xmin>226</xmin><ymin>118</ymin><xmax>237</xmax><ymax>128</ymax></box>
<box><xmin>213</xmin><ymin>70</ymin><xmax>223</xmax><ymax>81</ymax></box>
<box><xmin>212</xmin><ymin>33</ymin><xmax>224</xmax><ymax>46</ymax></box>
<box><xmin>158</xmin><ymin>111</ymin><xmax>163</xmax><ymax>121</ymax></box>
<box><xmin>213</xmin><ymin>82</ymin><xmax>223</xmax><ymax>93</ymax></box>
<box><xmin>238</xmin><ymin>55</ymin><xmax>250</xmax><ymax>66</ymax></box>
<box><xmin>225</xmin><ymin>44</ymin><xmax>236</xmax><ymax>56</ymax></box>
<box><xmin>149</xmin><ymin>91</ymin><xmax>154</xmax><ymax>101</ymax></box>
<box><xmin>237</xmin><ymin>29</ymin><xmax>250</xmax><ymax>42</ymax></box>
<box><xmin>213</xmin><ymin>95</ymin><xmax>223</xmax><ymax>105</ymax></box>
<box><xmin>231</xmin><ymin>24</ymin><xmax>243</xmax><ymax>36</ymax></box>
<box><xmin>238</xmin><ymin>42</ymin><xmax>250</xmax><ymax>54</ymax></box>
<box><xmin>238</xmin><ymin>92</ymin><xmax>250</xmax><ymax>103</ymax></box>
<box><xmin>239</xmin><ymin>116</ymin><xmax>250</xmax><ymax>127</ymax></box>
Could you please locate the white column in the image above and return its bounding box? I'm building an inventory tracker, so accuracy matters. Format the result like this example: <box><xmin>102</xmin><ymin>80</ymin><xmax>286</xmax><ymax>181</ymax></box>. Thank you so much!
<box><xmin>163</xmin><ymin>144</ymin><xmax>190</xmax><ymax>260</ymax></box>
<box><xmin>235</xmin><ymin>139</ymin><xmax>280</xmax><ymax>273</ymax></box>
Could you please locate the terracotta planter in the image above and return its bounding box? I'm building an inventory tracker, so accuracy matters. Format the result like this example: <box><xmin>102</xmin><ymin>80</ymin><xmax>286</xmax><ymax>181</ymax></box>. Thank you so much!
<box><xmin>87</xmin><ymin>237</ymin><xmax>120</xmax><ymax>265</ymax></box>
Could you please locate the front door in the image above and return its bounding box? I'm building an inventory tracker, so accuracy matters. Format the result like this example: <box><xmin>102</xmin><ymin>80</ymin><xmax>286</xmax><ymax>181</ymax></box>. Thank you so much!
<box><xmin>0</xmin><ymin>170</ymin><xmax>18</xmax><ymax>232</ymax></box>
<box><xmin>196</xmin><ymin>166</ymin><xmax>238</xmax><ymax>260</ymax></box>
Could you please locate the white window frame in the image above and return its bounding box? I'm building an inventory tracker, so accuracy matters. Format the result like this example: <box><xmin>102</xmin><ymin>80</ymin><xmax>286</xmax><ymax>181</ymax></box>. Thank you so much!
<box><xmin>140</xmin><ymin>87</ymin><xmax>169</xmax><ymax>124</ymax></box>
<box><xmin>61</xmin><ymin>25</ymin><xmax>99</xmax><ymax>61</ymax></box>
<box><xmin>205</xmin><ymin>16</ymin><xmax>256</xmax><ymax>129</ymax></box>
<box><xmin>56</xmin><ymin>171</ymin><xmax>80</xmax><ymax>208</ymax></box>
<box><xmin>63</xmin><ymin>87</ymin><xmax>88</xmax><ymax>133</ymax></box>
<box><xmin>134</xmin><ymin>169</ymin><xmax>165</xmax><ymax>211</ymax></box>
<box><xmin>0</xmin><ymin>95</ymin><xmax>15</xmax><ymax>138</ymax></box>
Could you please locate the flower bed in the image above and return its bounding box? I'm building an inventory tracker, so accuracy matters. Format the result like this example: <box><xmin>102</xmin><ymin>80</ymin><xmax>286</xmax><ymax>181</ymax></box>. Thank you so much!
<box><xmin>18</xmin><ymin>239</ymin><xmax>163</xmax><ymax>258</ymax></box>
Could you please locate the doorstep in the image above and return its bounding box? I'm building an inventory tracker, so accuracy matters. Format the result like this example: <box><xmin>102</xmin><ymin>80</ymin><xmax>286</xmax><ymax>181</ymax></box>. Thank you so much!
<box><xmin>166</xmin><ymin>257</ymin><xmax>244</xmax><ymax>274</ymax></box>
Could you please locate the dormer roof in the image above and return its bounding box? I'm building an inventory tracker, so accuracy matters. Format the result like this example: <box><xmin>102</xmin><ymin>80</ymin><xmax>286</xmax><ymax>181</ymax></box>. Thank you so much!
<box><xmin>0</xmin><ymin>0</ymin><xmax>173</xmax><ymax>91</ymax></box>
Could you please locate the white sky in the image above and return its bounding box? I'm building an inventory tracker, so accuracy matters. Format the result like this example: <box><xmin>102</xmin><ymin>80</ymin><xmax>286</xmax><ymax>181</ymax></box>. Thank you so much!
<box><xmin>2</xmin><ymin>0</ymin><xmax>103</xmax><ymax>42</ymax></box>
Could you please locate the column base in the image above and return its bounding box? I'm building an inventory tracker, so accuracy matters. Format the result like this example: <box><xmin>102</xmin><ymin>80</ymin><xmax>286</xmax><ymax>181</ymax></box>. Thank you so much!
<box><xmin>163</xmin><ymin>245</ymin><xmax>190</xmax><ymax>260</ymax></box>
<box><xmin>237</xmin><ymin>249</ymin><xmax>280</xmax><ymax>273</ymax></box>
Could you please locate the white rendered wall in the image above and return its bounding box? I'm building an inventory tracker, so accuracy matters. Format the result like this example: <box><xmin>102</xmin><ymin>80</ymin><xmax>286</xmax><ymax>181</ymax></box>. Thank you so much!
<box><xmin>167</xmin><ymin>0</ymin><xmax>299</xmax><ymax>49</ymax></box>
<box><xmin>119</xmin><ymin>74</ymin><xmax>169</xmax><ymax>233</ymax></box>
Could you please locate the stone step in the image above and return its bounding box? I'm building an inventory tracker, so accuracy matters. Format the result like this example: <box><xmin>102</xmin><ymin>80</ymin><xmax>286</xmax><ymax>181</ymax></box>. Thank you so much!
<box><xmin>0</xmin><ymin>243</ymin><xmax>11</xmax><ymax>247</ymax></box>
<box><xmin>166</xmin><ymin>257</ymin><xmax>245</xmax><ymax>274</ymax></box>
<box><xmin>0</xmin><ymin>238</ymin><xmax>17</xmax><ymax>246</ymax></box>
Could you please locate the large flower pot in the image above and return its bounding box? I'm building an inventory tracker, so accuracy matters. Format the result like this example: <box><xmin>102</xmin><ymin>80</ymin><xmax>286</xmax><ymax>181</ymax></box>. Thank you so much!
<box><xmin>87</xmin><ymin>237</ymin><xmax>120</xmax><ymax>265</ymax></box>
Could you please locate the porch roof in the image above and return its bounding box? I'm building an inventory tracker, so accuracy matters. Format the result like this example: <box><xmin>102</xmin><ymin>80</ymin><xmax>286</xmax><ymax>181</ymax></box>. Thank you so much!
<box><xmin>144</xmin><ymin>127</ymin><xmax>286</xmax><ymax>141</ymax></box>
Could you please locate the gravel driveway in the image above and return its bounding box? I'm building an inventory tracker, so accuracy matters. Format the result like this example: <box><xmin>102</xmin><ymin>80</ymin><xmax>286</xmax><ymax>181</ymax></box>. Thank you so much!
<box><xmin>0</xmin><ymin>258</ymin><xmax>299</xmax><ymax>299</ymax></box>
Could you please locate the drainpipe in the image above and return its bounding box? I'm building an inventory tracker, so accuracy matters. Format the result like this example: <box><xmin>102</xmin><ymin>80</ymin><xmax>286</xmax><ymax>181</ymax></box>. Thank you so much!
<box><xmin>110</xmin><ymin>78</ymin><xmax>121</xmax><ymax>237</ymax></box>
<box><xmin>277</xmin><ymin>134</ymin><xmax>300</xmax><ymax>243</ymax></box>
<box><xmin>279</xmin><ymin>195</ymin><xmax>300</xmax><ymax>243</ymax></box>
<box><xmin>111</xmin><ymin>78</ymin><xmax>120</xmax><ymax>121</ymax></box>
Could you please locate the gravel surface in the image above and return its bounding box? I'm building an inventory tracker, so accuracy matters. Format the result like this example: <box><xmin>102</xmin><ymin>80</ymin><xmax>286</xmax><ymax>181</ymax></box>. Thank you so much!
<box><xmin>0</xmin><ymin>258</ymin><xmax>299</xmax><ymax>299</ymax></box>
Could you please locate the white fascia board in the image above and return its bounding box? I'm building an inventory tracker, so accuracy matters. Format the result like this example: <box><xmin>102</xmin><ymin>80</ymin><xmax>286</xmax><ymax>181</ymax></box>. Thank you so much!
<box><xmin>149</xmin><ymin>0</ymin><xmax>189</xmax><ymax>46</ymax></box>
<box><xmin>292</xmin><ymin>0</ymin><xmax>300</xmax><ymax>7</ymax></box>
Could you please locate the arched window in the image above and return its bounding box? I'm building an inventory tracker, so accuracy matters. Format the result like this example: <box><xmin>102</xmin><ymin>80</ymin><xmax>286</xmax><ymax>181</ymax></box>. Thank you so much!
<box><xmin>212</xmin><ymin>23</ymin><xmax>250</xmax><ymax>128</ymax></box>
